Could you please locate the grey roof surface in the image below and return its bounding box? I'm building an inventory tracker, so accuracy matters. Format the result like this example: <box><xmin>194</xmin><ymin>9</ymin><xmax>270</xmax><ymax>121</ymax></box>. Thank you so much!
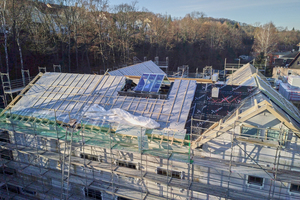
<box><xmin>108</xmin><ymin>61</ymin><xmax>166</xmax><ymax>76</ymax></box>
<box><xmin>10</xmin><ymin>72</ymin><xmax>196</xmax><ymax>139</ymax></box>
<box><xmin>226</xmin><ymin>63</ymin><xmax>257</xmax><ymax>86</ymax></box>
<box><xmin>226</xmin><ymin>63</ymin><xmax>268</xmax><ymax>86</ymax></box>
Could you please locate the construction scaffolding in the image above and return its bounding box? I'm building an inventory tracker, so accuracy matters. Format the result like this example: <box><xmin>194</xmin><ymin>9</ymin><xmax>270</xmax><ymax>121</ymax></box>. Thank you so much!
<box><xmin>1</xmin><ymin>104</ymin><xmax>300</xmax><ymax>200</ymax></box>
<box><xmin>0</xmin><ymin>70</ymin><xmax>32</xmax><ymax>108</ymax></box>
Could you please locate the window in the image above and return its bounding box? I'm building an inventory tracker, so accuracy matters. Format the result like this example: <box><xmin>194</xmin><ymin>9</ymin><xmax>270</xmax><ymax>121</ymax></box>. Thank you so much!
<box><xmin>0</xmin><ymin>167</ymin><xmax>16</xmax><ymax>175</ymax></box>
<box><xmin>134</xmin><ymin>73</ymin><xmax>169</xmax><ymax>93</ymax></box>
<box><xmin>84</xmin><ymin>187</ymin><xmax>102</xmax><ymax>200</ymax></box>
<box><xmin>1</xmin><ymin>184</ymin><xmax>21</xmax><ymax>194</ymax></box>
<box><xmin>290</xmin><ymin>183</ymin><xmax>300</xmax><ymax>194</ymax></box>
<box><xmin>266</xmin><ymin>129</ymin><xmax>287</xmax><ymax>145</ymax></box>
<box><xmin>157</xmin><ymin>167</ymin><xmax>182</xmax><ymax>179</ymax></box>
<box><xmin>241</xmin><ymin>126</ymin><xmax>260</xmax><ymax>138</ymax></box>
<box><xmin>115</xmin><ymin>160</ymin><xmax>137</xmax><ymax>169</ymax></box>
<box><xmin>266</xmin><ymin>129</ymin><xmax>280</xmax><ymax>141</ymax></box>
<box><xmin>143</xmin><ymin>74</ymin><xmax>157</xmax><ymax>92</ymax></box>
<box><xmin>80</xmin><ymin>153</ymin><xmax>100</xmax><ymax>162</ymax></box>
<box><xmin>21</xmin><ymin>188</ymin><xmax>36</xmax><ymax>196</ymax></box>
<box><xmin>0</xmin><ymin>131</ymin><xmax>10</xmax><ymax>143</ymax></box>
<box><xmin>117</xmin><ymin>197</ymin><xmax>131</xmax><ymax>200</ymax></box>
<box><xmin>135</xmin><ymin>74</ymin><xmax>150</xmax><ymax>92</ymax></box>
<box><xmin>119</xmin><ymin>73</ymin><xmax>171</xmax><ymax>99</ymax></box>
<box><xmin>0</xmin><ymin>149</ymin><xmax>13</xmax><ymax>160</ymax></box>
<box><xmin>247</xmin><ymin>175</ymin><xmax>264</xmax><ymax>186</ymax></box>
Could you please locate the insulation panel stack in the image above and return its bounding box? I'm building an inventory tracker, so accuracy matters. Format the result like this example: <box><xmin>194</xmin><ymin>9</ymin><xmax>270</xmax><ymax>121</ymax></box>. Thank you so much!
<box><xmin>279</xmin><ymin>82</ymin><xmax>300</xmax><ymax>101</ymax></box>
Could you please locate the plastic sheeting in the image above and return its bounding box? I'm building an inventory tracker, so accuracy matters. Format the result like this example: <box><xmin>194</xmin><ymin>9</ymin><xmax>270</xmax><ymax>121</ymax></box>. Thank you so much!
<box><xmin>108</xmin><ymin>61</ymin><xmax>166</xmax><ymax>76</ymax></box>
<box><xmin>83</xmin><ymin>104</ymin><xmax>160</xmax><ymax>129</ymax></box>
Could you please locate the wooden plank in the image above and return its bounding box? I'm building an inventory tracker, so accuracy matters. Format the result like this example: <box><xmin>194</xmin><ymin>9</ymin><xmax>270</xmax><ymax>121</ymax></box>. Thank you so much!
<box><xmin>177</xmin><ymin>80</ymin><xmax>190</xmax><ymax>122</ymax></box>
<box><xmin>124</xmin><ymin>75</ymin><xmax>213</xmax><ymax>83</ymax></box>
<box><xmin>48</xmin><ymin>74</ymin><xmax>82</xmax><ymax>111</ymax></box>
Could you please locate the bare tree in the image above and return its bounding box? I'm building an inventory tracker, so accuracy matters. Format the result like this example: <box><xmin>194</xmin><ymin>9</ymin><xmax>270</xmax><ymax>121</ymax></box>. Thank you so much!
<box><xmin>253</xmin><ymin>22</ymin><xmax>278</xmax><ymax>57</ymax></box>
<box><xmin>90</xmin><ymin>0</ymin><xmax>109</xmax><ymax>71</ymax></box>
<box><xmin>0</xmin><ymin>0</ymin><xmax>9</xmax><ymax>73</ymax></box>
<box><xmin>113</xmin><ymin>2</ymin><xmax>138</xmax><ymax>64</ymax></box>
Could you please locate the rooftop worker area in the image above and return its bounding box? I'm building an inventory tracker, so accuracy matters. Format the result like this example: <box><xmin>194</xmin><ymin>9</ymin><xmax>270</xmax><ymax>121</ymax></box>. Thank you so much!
<box><xmin>1</xmin><ymin>62</ymin><xmax>300</xmax><ymax>199</ymax></box>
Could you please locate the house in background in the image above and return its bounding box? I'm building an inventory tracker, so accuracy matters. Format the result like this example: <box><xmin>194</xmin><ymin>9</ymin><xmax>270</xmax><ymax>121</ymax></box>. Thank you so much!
<box><xmin>273</xmin><ymin>52</ymin><xmax>300</xmax><ymax>77</ymax></box>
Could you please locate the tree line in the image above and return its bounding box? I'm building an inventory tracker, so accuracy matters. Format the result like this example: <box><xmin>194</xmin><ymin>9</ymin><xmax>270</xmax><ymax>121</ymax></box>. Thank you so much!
<box><xmin>1</xmin><ymin>0</ymin><xmax>300</xmax><ymax>79</ymax></box>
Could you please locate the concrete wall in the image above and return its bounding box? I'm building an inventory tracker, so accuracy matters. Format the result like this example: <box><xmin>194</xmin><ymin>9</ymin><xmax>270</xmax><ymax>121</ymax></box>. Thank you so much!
<box><xmin>272</xmin><ymin>67</ymin><xmax>300</xmax><ymax>77</ymax></box>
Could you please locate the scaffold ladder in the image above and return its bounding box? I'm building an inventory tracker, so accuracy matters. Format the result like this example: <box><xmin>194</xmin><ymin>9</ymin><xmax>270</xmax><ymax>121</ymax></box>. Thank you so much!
<box><xmin>0</xmin><ymin>73</ymin><xmax>13</xmax><ymax>107</ymax></box>
<box><xmin>60</xmin><ymin>120</ymin><xmax>76</xmax><ymax>199</ymax></box>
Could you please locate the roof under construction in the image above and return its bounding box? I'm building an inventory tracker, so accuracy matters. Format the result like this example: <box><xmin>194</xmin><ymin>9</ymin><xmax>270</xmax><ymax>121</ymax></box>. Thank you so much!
<box><xmin>2</xmin><ymin>63</ymin><xmax>300</xmax><ymax>145</ymax></box>
<box><xmin>6</xmin><ymin>72</ymin><xmax>196</xmax><ymax>141</ymax></box>
<box><xmin>108</xmin><ymin>61</ymin><xmax>166</xmax><ymax>76</ymax></box>
<box><xmin>1</xmin><ymin>63</ymin><xmax>300</xmax><ymax>200</ymax></box>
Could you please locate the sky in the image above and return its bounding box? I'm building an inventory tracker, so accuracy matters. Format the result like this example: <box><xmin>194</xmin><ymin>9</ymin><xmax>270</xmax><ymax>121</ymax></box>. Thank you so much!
<box><xmin>108</xmin><ymin>0</ymin><xmax>300</xmax><ymax>30</ymax></box>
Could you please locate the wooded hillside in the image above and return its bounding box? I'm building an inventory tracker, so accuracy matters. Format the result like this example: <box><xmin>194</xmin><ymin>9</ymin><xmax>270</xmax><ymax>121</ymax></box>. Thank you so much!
<box><xmin>1</xmin><ymin>0</ymin><xmax>300</xmax><ymax>78</ymax></box>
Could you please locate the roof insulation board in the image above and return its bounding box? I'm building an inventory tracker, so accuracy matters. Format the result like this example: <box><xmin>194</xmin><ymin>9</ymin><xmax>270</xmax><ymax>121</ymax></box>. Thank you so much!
<box><xmin>226</xmin><ymin>63</ymin><xmax>257</xmax><ymax>86</ymax></box>
<box><xmin>279</xmin><ymin>82</ymin><xmax>300</xmax><ymax>101</ymax></box>
<box><xmin>108</xmin><ymin>61</ymin><xmax>166</xmax><ymax>76</ymax></box>
<box><xmin>9</xmin><ymin>72</ymin><xmax>196</xmax><ymax>138</ymax></box>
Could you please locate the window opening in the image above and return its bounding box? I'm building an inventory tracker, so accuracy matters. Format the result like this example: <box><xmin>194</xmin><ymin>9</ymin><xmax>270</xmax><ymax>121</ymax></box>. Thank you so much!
<box><xmin>143</xmin><ymin>74</ymin><xmax>157</xmax><ymax>92</ymax></box>
<box><xmin>119</xmin><ymin>73</ymin><xmax>171</xmax><ymax>99</ymax></box>
<box><xmin>84</xmin><ymin>187</ymin><xmax>102</xmax><ymax>199</ymax></box>
<box><xmin>118</xmin><ymin>196</ymin><xmax>131</xmax><ymax>200</ymax></box>
<box><xmin>0</xmin><ymin>149</ymin><xmax>13</xmax><ymax>160</ymax></box>
<box><xmin>150</xmin><ymin>74</ymin><xmax>165</xmax><ymax>93</ymax></box>
<box><xmin>157</xmin><ymin>167</ymin><xmax>182</xmax><ymax>179</ymax></box>
<box><xmin>135</xmin><ymin>73</ymin><xmax>170</xmax><ymax>93</ymax></box>
<box><xmin>21</xmin><ymin>188</ymin><xmax>36</xmax><ymax>195</ymax></box>
<box><xmin>266</xmin><ymin>129</ymin><xmax>287</xmax><ymax>145</ymax></box>
<box><xmin>135</xmin><ymin>73</ymin><xmax>150</xmax><ymax>92</ymax></box>
<box><xmin>241</xmin><ymin>126</ymin><xmax>260</xmax><ymax>138</ymax></box>
<box><xmin>290</xmin><ymin>183</ymin><xmax>300</xmax><ymax>193</ymax></box>
<box><xmin>115</xmin><ymin>160</ymin><xmax>137</xmax><ymax>169</ymax></box>
<box><xmin>0</xmin><ymin>167</ymin><xmax>16</xmax><ymax>175</ymax></box>
<box><xmin>266</xmin><ymin>129</ymin><xmax>280</xmax><ymax>141</ymax></box>
<box><xmin>0</xmin><ymin>131</ymin><xmax>10</xmax><ymax>143</ymax></box>
<box><xmin>247</xmin><ymin>175</ymin><xmax>264</xmax><ymax>186</ymax></box>
<box><xmin>1</xmin><ymin>184</ymin><xmax>21</xmax><ymax>194</ymax></box>
<box><xmin>80</xmin><ymin>153</ymin><xmax>100</xmax><ymax>162</ymax></box>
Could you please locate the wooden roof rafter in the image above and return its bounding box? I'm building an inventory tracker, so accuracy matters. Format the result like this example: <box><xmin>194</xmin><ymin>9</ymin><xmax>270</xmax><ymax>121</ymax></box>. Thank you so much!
<box><xmin>192</xmin><ymin>99</ymin><xmax>300</xmax><ymax>149</ymax></box>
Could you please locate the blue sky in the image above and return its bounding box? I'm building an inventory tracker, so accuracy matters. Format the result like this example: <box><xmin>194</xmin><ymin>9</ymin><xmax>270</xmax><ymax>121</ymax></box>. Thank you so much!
<box><xmin>108</xmin><ymin>0</ymin><xmax>300</xmax><ymax>30</ymax></box>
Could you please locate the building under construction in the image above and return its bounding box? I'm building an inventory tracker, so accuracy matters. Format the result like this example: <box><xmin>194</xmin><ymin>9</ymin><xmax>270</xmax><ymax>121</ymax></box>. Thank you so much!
<box><xmin>0</xmin><ymin>62</ymin><xmax>300</xmax><ymax>200</ymax></box>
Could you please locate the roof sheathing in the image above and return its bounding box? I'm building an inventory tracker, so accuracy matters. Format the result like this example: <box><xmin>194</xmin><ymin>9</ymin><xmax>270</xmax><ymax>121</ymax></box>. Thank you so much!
<box><xmin>226</xmin><ymin>63</ymin><xmax>268</xmax><ymax>86</ymax></box>
<box><xmin>8</xmin><ymin>72</ymin><xmax>196</xmax><ymax>140</ymax></box>
<box><xmin>226</xmin><ymin>63</ymin><xmax>256</xmax><ymax>86</ymax></box>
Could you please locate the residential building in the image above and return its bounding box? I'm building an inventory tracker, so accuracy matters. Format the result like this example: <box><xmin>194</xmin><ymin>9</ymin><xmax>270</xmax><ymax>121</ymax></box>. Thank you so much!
<box><xmin>0</xmin><ymin>63</ymin><xmax>300</xmax><ymax>200</ymax></box>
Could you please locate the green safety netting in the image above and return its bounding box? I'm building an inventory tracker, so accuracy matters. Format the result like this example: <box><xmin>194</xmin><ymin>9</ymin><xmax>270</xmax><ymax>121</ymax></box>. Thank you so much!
<box><xmin>0</xmin><ymin>109</ymin><xmax>192</xmax><ymax>163</ymax></box>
